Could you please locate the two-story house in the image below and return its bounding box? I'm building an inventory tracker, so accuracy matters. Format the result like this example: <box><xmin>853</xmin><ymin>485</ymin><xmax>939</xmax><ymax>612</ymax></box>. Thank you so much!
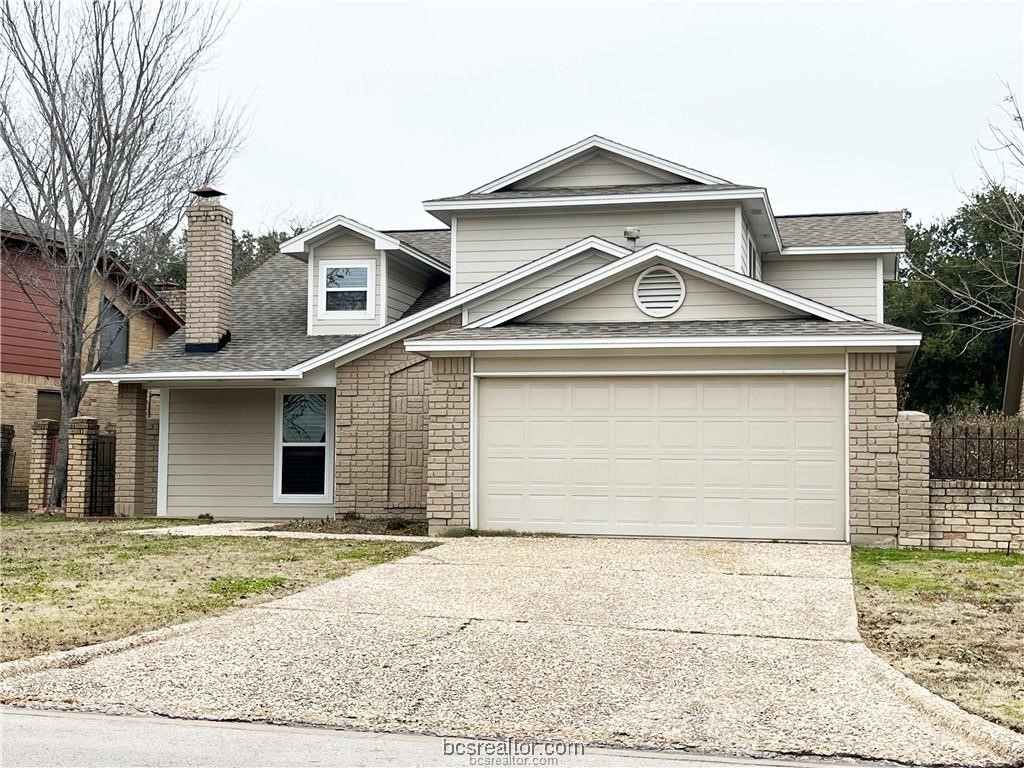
<box><xmin>85</xmin><ymin>137</ymin><xmax>919</xmax><ymax>543</ymax></box>
<box><xmin>1</xmin><ymin>208</ymin><xmax>183</xmax><ymax>508</ymax></box>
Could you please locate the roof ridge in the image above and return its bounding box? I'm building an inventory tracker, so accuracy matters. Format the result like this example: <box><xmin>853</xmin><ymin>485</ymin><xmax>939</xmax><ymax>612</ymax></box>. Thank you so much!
<box><xmin>775</xmin><ymin>210</ymin><xmax>903</xmax><ymax>219</ymax></box>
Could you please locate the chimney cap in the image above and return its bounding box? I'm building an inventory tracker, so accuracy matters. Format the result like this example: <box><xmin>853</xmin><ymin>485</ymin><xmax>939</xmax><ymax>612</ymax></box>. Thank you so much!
<box><xmin>191</xmin><ymin>185</ymin><xmax>225</xmax><ymax>198</ymax></box>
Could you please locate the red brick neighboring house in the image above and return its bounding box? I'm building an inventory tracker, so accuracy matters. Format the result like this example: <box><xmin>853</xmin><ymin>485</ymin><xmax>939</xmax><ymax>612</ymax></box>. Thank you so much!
<box><xmin>0</xmin><ymin>208</ymin><xmax>183</xmax><ymax>508</ymax></box>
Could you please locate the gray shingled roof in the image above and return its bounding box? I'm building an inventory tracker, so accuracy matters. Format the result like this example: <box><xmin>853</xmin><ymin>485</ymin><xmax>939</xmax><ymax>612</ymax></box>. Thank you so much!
<box><xmin>1</xmin><ymin>207</ymin><xmax>59</xmax><ymax>241</ymax></box>
<box><xmin>411</xmin><ymin>319</ymin><xmax>917</xmax><ymax>343</ymax></box>
<box><xmin>384</xmin><ymin>229</ymin><xmax>451</xmax><ymax>265</ymax></box>
<box><xmin>98</xmin><ymin>254</ymin><xmax>358</xmax><ymax>375</ymax></box>
<box><xmin>776</xmin><ymin>211</ymin><xmax>905</xmax><ymax>248</ymax></box>
<box><xmin>401</xmin><ymin>280</ymin><xmax>450</xmax><ymax>319</ymax></box>
<box><xmin>426</xmin><ymin>183</ymin><xmax>755</xmax><ymax>204</ymax></box>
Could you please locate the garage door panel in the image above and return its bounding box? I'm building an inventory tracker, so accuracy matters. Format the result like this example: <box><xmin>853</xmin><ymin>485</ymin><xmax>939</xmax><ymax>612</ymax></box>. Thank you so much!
<box><xmin>526</xmin><ymin>457</ymin><xmax>567</xmax><ymax>485</ymax></box>
<box><xmin>657</xmin><ymin>458</ymin><xmax>699</xmax><ymax>487</ymax></box>
<box><xmin>478</xmin><ymin>375</ymin><xmax>845</xmax><ymax>541</ymax></box>
<box><xmin>749</xmin><ymin>420</ymin><xmax>792</xmax><ymax>450</ymax></box>
<box><xmin>703</xmin><ymin>420</ymin><xmax>746</xmax><ymax>450</ymax></box>
<box><xmin>748</xmin><ymin>381</ymin><xmax>789</xmax><ymax>411</ymax></box>
<box><xmin>749</xmin><ymin>460</ymin><xmax>791</xmax><ymax>489</ymax></box>
<box><xmin>658</xmin><ymin>420</ymin><xmax>698</xmax><ymax>449</ymax></box>
<box><xmin>748</xmin><ymin>498</ymin><xmax>792</xmax><ymax>528</ymax></box>
<box><xmin>526</xmin><ymin>420</ymin><xmax>568</xmax><ymax>448</ymax></box>
<box><xmin>483</xmin><ymin>420</ymin><xmax>525</xmax><ymax>449</ymax></box>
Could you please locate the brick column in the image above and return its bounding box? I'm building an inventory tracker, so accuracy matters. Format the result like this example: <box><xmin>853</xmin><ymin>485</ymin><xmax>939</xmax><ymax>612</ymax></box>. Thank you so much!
<box><xmin>143</xmin><ymin>418</ymin><xmax>159</xmax><ymax>516</ymax></box>
<box><xmin>27</xmin><ymin>419</ymin><xmax>57</xmax><ymax>513</ymax></box>
<box><xmin>897</xmin><ymin>410</ymin><xmax>932</xmax><ymax>548</ymax></box>
<box><xmin>65</xmin><ymin>417</ymin><xmax>98</xmax><ymax>518</ymax></box>
<box><xmin>426</xmin><ymin>357</ymin><xmax>471</xmax><ymax>535</ymax></box>
<box><xmin>1</xmin><ymin>423</ymin><xmax>14</xmax><ymax>510</ymax></box>
<box><xmin>848</xmin><ymin>352</ymin><xmax>899</xmax><ymax>545</ymax></box>
<box><xmin>115</xmin><ymin>383</ymin><xmax>148</xmax><ymax>517</ymax></box>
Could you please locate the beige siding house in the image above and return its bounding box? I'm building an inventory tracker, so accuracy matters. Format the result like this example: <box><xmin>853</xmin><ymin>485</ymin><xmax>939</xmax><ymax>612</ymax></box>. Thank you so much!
<box><xmin>87</xmin><ymin>135</ymin><xmax>916</xmax><ymax>545</ymax></box>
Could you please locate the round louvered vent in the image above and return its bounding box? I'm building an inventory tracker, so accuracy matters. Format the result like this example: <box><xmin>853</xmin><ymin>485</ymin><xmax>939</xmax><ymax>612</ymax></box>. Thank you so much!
<box><xmin>633</xmin><ymin>266</ymin><xmax>685</xmax><ymax>318</ymax></box>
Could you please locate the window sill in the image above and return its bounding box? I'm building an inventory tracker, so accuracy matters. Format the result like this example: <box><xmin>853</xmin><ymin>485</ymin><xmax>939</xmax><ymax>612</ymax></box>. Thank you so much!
<box><xmin>273</xmin><ymin>494</ymin><xmax>334</xmax><ymax>505</ymax></box>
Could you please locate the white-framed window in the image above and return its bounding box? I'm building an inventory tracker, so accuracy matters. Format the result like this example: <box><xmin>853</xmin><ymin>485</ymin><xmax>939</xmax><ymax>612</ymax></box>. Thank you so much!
<box><xmin>274</xmin><ymin>389</ymin><xmax>334</xmax><ymax>503</ymax></box>
<box><xmin>318</xmin><ymin>259</ymin><xmax>375</xmax><ymax>319</ymax></box>
<box><xmin>747</xmin><ymin>238</ymin><xmax>759</xmax><ymax>279</ymax></box>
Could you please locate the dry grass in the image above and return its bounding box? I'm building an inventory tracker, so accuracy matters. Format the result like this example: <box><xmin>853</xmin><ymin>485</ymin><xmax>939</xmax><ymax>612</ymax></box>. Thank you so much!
<box><xmin>0</xmin><ymin>514</ymin><xmax>429</xmax><ymax>662</ymax></box>
<box><xmin>274</xmin><ymin>516</ymin><xmax>428</xmax><ymax>536</ymax></box>
<box><xmin>852</xmin><ymin>547</ymin><xmax>1024</xmax><ymax>732</ymax></box>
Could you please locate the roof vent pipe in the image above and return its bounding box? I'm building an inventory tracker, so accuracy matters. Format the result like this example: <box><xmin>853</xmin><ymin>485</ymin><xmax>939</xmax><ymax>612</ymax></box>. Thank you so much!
<box><xmin>624</xmin><ymin>227</ymin><xmax>641</xmax><ymax>250</ymax></box>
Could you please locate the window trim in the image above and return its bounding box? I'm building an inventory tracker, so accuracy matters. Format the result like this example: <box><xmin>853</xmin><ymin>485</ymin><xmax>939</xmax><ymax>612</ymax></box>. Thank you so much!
<box><xmin>273</xmin><ymin>388</ymin><xmax>335</xmax><ymax>504</ymax></box>
<box><xmin>747</xmin><ymin>238</ymin><xmax>759</xmax><ymax>279</ymax></box>
<box><xmin>317</xmin><ymin>259</ymin><xmax>375</xmax><ymax>320</ymax></box>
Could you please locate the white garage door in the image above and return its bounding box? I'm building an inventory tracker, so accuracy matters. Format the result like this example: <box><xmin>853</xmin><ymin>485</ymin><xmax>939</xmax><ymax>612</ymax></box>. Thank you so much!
<box><xmin>477</xmin><ymin>376</ymin><xmax>846</xmax><ymax>540</ymax></box>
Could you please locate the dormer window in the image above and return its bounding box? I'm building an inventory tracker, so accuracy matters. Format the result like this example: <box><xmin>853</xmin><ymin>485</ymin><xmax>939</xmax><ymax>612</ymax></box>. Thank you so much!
<box><xmin>319</xmin><ymin>259</ymin><xmax>374</xmax><ymax>319</ymax></box>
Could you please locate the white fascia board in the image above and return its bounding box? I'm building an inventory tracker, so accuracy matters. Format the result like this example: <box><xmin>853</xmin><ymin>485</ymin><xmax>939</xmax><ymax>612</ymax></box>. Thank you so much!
<box><xmin>469</xmin><ymin>243</ymin><xmax>862</xmax><ymax>328</ymax></box>
<box><xmin>777</xmin><ymin>245</ymin><xmax>905</xmax><ymax>256</ymax></box>
<box><xmin>469</xmin><ymin>135</ymin><xmax>730</xmax><ymax>194</ymax></box>
<box><xmin>288</xmin><ymin>236</ymin><xmax>634</xmax><ymax>373</ymax></box>
<box><xmin>279</xmin><ymin>214</ymin><xmax>402</xmax><ymax>255</ymax></box>
<box><xmin>405</xmin><ymin>333</ymin><xmax>922</xmax><ymax>354</ymax></box>
<box><xmin>426</xmin><ymin>187</ymin><xmax>765</xmax><ymax>215</ymax></box>
<box><xmin>82</xmin><ymin>369</ymin><xmax>304</xmax><ymax>384</ymax></box>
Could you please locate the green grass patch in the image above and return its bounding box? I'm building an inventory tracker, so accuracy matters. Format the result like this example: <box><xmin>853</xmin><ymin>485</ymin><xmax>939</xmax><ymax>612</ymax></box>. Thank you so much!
<box><xmin>207</xmin><ymin>575</ymin><xmax>287</xmax><ymax>597</ymax></box>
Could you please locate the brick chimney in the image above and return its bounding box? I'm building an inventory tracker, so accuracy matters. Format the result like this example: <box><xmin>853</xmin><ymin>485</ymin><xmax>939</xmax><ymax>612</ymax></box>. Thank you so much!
<box><xmin>184</xmin><ymin>186</ymin><xmax>232</xmax><ymax>353</ymax></box>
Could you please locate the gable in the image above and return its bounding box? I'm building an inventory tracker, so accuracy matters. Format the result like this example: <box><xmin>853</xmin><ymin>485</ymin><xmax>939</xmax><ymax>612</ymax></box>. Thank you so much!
<box><xmin>528</xmin><ymin>263</ymin><xmax>803</xmax><ymax>324</ymax></box>
<box><xmin>510</xmin><ymin>149</ymin><xmax>685</xmax><ymax>190</ymax></box>
<box><xmin>470</xmin><ymin>135</ymin><xmax>730</xmax><ymax>194</ymax></box>
<box><xmin>466</xmin><ymin>247</ymin><xmax>618</xmax><ymax>323</ymax></box>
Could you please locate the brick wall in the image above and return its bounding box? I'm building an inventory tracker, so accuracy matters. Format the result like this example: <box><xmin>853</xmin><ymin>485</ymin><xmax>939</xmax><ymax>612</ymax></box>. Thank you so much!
<box><xmin>928</xmin><ymin>480</ymin><xmax>1024</xmax><ymax>551</ymax></box>
<box><xmin>425</xmin><ymin>356</ymin><xmax>471</xmax><ymax>535</ymax></box>
<box><xmin>184</xmin><ymin>198</ymin><xmax>232</xmax><ymax>348</ymax></box>
<box><xmin>334</xmin><ymin>316</ymin><xmax>458</xmax><ymax>519</ymax></box>
<box><xmin>849</xmin><ymin>352</ymin><xmax>899</xmax><ymax>545</ymax></box>
<box><xmin>894</xmin><ymin>409</ymin><xmax>1024</xmax><ymax>552</ymax></box>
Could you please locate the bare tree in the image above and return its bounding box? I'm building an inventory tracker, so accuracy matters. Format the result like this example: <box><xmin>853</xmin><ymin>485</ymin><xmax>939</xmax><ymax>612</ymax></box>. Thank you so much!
<box><xmin>904</xmin><ymin>82</ymin><xmax>1024</xmax><ymax>338</ymax></box>
<box><xmin>0</xmin><ymin>0</ymin><xmax>243</xmax><ymax>507</ymax></box>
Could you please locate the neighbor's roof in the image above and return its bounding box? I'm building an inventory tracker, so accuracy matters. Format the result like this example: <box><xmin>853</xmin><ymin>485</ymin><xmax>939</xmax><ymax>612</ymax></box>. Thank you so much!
<box><xmin>776</xmin><ymin>211</ymin><xmax>905</xmax><ymax>249</ymax></box>
<box><xmin>384</xmin><ymin>229</ymin><xmax>451</xmax><ymax>265</ymax></box>
<box><xmin>2</xmin><ymin>207</ymin><xmax>183</xmax><ymax>332</ymax></box>
<box><xmin>426</xmin><ymin>183</ymin><xmax>754</xmax><ymax>205</ymax></box>
<box><xmin>409</xmin><ymin>318</ymin><xmax>919</xmax><ymax>343</ymax></box>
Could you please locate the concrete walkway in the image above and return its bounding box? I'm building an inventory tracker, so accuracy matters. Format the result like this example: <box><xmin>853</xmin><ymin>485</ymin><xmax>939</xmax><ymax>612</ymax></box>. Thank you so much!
<box><xmin>1</xmin><ymin>538</ymin><xmax>1022</xmax><ymax>767</ymax></box>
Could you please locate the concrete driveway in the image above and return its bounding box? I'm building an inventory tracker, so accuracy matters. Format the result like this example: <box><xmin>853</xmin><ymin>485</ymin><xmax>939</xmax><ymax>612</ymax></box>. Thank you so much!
<box><xmin>2</xmin><ymin>537</ymin><xmax>1022</xmax><ymax>767</ymax></box>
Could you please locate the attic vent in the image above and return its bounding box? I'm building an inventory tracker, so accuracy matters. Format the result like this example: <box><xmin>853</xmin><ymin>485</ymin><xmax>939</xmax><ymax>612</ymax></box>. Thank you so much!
<box><xmin>633</xmin><ymin>266</ymin><xmax>685</xmax><ymax>318</ymax></box>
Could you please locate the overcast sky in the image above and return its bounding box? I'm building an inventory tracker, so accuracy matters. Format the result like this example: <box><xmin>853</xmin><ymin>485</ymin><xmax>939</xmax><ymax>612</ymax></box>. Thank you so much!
<box><xmin>199</xmin><ymin>1</ymin><xmax>1024</xmax><ymax>234</ymax></box>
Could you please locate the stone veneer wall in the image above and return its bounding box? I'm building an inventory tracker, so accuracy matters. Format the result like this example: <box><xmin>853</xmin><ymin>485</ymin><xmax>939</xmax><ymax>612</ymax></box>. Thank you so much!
<box><xmin>334</xmin><ymin>316</ymin><xmax>459</xmax><ymax>519</ymax></box>
<box><xmin>425</xmin><ymin>356</ymin><xmax>471</xmax><ymax>535</ymax></box>
<box><xmin>848</xmin><ymin>352</ymin><xmax>899</xmax><ymax>545</ymax></box>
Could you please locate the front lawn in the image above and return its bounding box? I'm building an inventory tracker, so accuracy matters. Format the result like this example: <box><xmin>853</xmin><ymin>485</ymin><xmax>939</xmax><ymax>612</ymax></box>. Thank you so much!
<box><xmin>0</xmin><ymin>514</ymin><xmax>429</xmax><ymax>662</ymax></box>
<box><xmin>852</xmin><ymin>547</ymin><xmax>1024</xmax><ymax>732</ymax></box>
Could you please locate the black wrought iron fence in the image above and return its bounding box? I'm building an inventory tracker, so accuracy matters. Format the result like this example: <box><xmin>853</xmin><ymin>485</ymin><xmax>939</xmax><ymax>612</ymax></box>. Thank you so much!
<box><xmin>87</xmin><ymin>433</ymin><xmax>116</xmax><ymax>516</ymax></box>
<box><xmin>930</xmin><ymin>420</ymin><xmax>1024</xmax><ymax>480</ymax></box>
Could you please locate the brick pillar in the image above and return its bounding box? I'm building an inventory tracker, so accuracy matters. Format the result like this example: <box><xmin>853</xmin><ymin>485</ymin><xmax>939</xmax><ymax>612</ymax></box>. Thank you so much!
<box><xmin>897</xmin><ymin>411</ymin><xmax>932</xmax><ymax>548</ymax></box>
<box><xmin>1</xmin><ymin>423</ymin><xmax>14</xmax><ymax>510</ymax></box>
<box><xmin>143</xmin><ymin>418</ymin><xmax>159</xmax><ymax>516</ymax></box>
<box><xmin>115</xmin><ymin>383</ymin><xmax>148</xmax><ymax>517</ymax></box>
<box><xmin>848</xmin><ymin>352</ymin><xmax>899</xmax><ymax>545</ymax></box>
<box><xmin>27</xmin><ymin>419</ymin><xmax>57</xmax><ymax>513</ymax></box>
<box><xmin>426</xmin><ymin>357</ymin><xmax>471</xmax><ymax>535</ymax></box>
<box><xmin>65</xmin><ymin>417</ymin><xmax>98</xmax><ymax>518</ymax></box>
